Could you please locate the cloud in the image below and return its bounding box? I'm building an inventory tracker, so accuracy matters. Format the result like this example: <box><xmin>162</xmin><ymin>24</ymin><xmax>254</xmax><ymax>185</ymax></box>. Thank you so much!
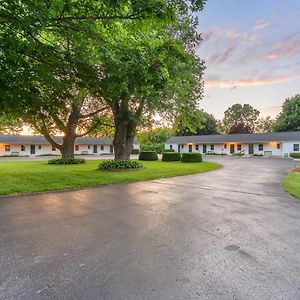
<box><xmin>205</xmin><ymin>75</ymin><xmax>298</xmax><ymax>88</ymax></box>
<box><xmin>253</xmin><ymin>21</ymin><xmax>271</xmax><ymax>31</ymax></box>
<box><xmin>198</xmin><ymin>23</ymin><xmax>300</xmax><ymax>89</ymax></box>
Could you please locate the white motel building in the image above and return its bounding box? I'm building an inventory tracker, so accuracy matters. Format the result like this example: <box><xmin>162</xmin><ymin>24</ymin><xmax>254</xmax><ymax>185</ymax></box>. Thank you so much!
<box><xmin>0</xmin><ymin>135</ymin><xmax>140</xmax><ymax>156</ymax></box>
<box><xmin>165</xmin><ymin>132</ymin><xmax>300</xmax><ymax>157</ymax></box>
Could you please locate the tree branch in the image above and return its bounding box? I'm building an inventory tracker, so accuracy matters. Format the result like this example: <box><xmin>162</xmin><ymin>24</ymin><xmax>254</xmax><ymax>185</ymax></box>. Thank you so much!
<box><xmin>75</xmin><ymin>121</ymin><xmax>114</xmax><ymax>138</ymax></box>
<box><xmin>79</xmin><ymin>106</ymin><xmax>109</xmax><ymax>119</ymax></box>
<box><xmin>50</xmin><ymin>10</ymin><xmax>146</xmax><ymax>22</ymax></box>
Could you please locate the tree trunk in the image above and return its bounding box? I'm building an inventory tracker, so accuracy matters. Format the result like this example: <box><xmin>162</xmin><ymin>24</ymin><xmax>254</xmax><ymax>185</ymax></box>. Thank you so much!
<box><xmin>61</xmin><ymin>134</ymin><xmax>75</xmax><ymax>159</ymax></box>
<box><xmin>113</xmin><ymin>120</ymin><xmax>135</xmax><ymax>160</ymax></box>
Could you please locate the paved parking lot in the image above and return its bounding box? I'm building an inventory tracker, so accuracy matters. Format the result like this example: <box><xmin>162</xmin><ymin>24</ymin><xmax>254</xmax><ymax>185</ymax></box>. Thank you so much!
<box><xmin>1</xmin><ymin>156</ymin><xmax>300</xmax><ymax>299</ymax></box>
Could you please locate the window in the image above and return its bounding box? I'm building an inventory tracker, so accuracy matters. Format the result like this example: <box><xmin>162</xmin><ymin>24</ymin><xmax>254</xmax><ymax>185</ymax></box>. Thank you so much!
<box><xmin>170</xmin><ymin>145</ymin><xmax>173</xmax><ymax>150</ymax></box>
<box><xmin>224</xmin><ymin>144</ymin><xmax>227</xmax><ymax>149</ymax></box>
<box><xmin>100</xmin><ymin>145</ymin><xmax>104</xmax><ymax>151</ymax></box>
<box><xmin>75</xmin><ymin>145</ymin><xmax>79</xmax><ymax>151</ymax></box>
<box><xmin>52</xmin><ymin>146</ymin><xmax>56</xmax><ymax>151</ymax></box>
<box><xmin>21</xmin><ymin>145</ymin><xmax>25</xmax><ymax>151</ymax></box>
<box><xmin>277</xmin><ymin>144</ymin><xmax>280</xmax><ymax>149</ymax></box>
<box><xmin>181</xmin><ymin>145</ymin><xmax>184</xmax><ymax>149</ymax></box>
<box><xmin>88</xmin><ymin>145</ymin><xmax>91</xmax><ymax>149</ymax></box>
<box><xmin>38</xmin><ymin>145</ymin><xmax>42</xmax><ymax>150</ymax></box>
<box><xmin>259</xmin><ymin>144</ymin><xmax>264</xmax><ymax>151</ymax></box>
<box><xmin>195</xmin><ymin>145</ymin><xmax>199</xmax><ymax>151</ymax></box>
<box><xmin>237</xmin><ymin>144</ymin><xmax>242</xmax><ymax>151</ymax></box>
<box><xmin>210</xmin><ymin>145</ymin><xmax>214</xmax><ymax>151</ymax></box>
<box><xmin>294</xmin><ymin>144</ymin><xmax>299</xmax><ymax>152</ymax></box>
<box><xmin>5</xmin><ymin>145</ymin><xmax>10</xmax><ymax>152</ymax></box>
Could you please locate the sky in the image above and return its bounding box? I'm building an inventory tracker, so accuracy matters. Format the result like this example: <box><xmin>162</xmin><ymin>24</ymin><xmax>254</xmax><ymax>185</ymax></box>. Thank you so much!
<box><xmin>195</xmin><ymin>0</ymin><xmax>300</xmax><ymax>119</ymax></box>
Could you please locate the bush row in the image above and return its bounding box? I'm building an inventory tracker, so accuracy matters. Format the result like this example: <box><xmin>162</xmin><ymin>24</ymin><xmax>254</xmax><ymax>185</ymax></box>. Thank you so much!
<box><xmin>48</xmin><ymin>158</ymin><xmax>86</xmax><ymax>164</ymax></box>
<box><xmin>99</xmin><ymin>160</ymin><xmax>143</xmax><ymax>170</ymax></box>
<box><xmin>138</xmin><ymin>151</ymin><xmax>202</xmax><ymax>163</ymax></box>
<box><xmin>290</xmin><ymin>152</ymin><xmax>300</xmax><ymax>158</ymax></box>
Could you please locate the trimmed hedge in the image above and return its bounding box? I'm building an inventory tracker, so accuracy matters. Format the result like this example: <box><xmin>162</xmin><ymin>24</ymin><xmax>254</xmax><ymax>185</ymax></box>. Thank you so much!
<box><xmin>162</xmin><ymin>152</ymin><xmax>181</xmax><ymax>162</ymax></box>
<box><xmin>162</xmin><ymin>149</ymin><xmax>175</xmax><ymax>153</ymax></box>
<box><xmin>131</xmin><ymin>149</ymin><xmax>140</xmax><ymax>154</ymax></box>
<box><xmin>290</xmin><ymin>152</ymin><xmax>300</xmax><ymax>158</ymax></box>
<box><xmin>99</xmin><ymin>160</ymin><xmax>143</xmax><ymax>170</ymax></box>
<box><xmin>138</xmin><ymin>151</ymin><xmax>158</xmax><ymax>161</ymax></box>
<box><xmin>181</xmin><ymin>153</ymin><xmax>202</xmax><ymax>163</ymax></box>
<box><xmin>48</xmin><ymin>158</ymin><xmax>86</xmax><ymax>165</ymax></box>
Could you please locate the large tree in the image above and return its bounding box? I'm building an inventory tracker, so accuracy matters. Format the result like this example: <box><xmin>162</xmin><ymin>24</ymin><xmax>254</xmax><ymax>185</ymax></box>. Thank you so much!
<box><xmin>174</xmin><ymin>110</ymin><xmax>219</xmax><ymax>136</ymax></box>
<box><xmin>138</xmin><ymin>127</ymin><xmax>174</xmax><ymax>153</ymax></box>
<box><xmin>0</xmin><ymin>113</ymin><xmax>22</xmax><ymax>134</ymax></box>
<box><xmin>0</xmin><ymin>0</ymin><xmax>206</xmax><ymax>160</ymax></box>
<box><xmin>273</xmin><ymin>94</ymin><xmax>300</xmax><ymax>132</ymax></box>
<box><xmin>221</xmin><ymin>104</ymin><xmax>260</xmax><ymax>134</ymax></box>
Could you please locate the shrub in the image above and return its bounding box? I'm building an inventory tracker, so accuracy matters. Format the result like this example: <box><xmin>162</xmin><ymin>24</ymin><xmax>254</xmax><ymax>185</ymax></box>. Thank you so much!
<box><xmin>99</xmin><ymin>160</ymin><xmax>143</xmax><ymax>170</ymax></box>
<box><xmin>131</xmin><ymin>149</ymin><xmax>140</xmax><ymax>154</ymax></box>
<box><xmin>138</xmin><ymin>151</ymin><xmax>158</xmax><ymax>161</ymax></box>
<box><xmin>253</xmin><ymin>153</ymin><xmax>263</xmax><ymax>157</ymax></box>
<box><xmin>205</xmin><ymin>152</ymin><xmax>226</xmax><ymax>156</ymax></box>
<box><xmin>140</xmin><ymin>142</ymin><xmax>164</xmax><ymax>154</ymax></box>
<box><xmin>181</xmin><ymin>153</ymin><xmax>202</xmax><ymax>163</ymax></box>
<box><xmin>162</xmin><ymin>149</ymin><xmax>175</xmax><ymax>153</ymax></box>
<box><xmin>162</xmin><ymin>152</ymin><xmax>181</xmax><ymax>162</ymax></box>
<box><xmin>48</xmin><ymin>158</ymin><xmax>86</xmax><ymax>165</ymax></box>
<box><xmin>290</xmin><ymin>152</ymin><xmax>300</xmax><ymax>158</ymax></box>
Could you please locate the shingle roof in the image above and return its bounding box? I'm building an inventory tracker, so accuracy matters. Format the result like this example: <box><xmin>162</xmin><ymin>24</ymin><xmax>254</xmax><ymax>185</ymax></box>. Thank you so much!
<box><xmin>166</xmin><ymin>132</ymin><xmax>300</xmax><ymax>144</ymax></box>
<box><xmin>0</xmin><ymin>135</ymin><xmax>113</xmax><ymax>145</ymax></box>
<box><xmin>0</xmin><ymin>135</ymin><xmax>139</xmax><ymax>145</ymax></box>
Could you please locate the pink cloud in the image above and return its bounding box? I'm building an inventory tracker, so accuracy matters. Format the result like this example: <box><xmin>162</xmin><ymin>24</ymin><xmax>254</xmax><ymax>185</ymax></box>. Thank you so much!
<box><xmin>253</xmin><ymin>21</ymin><xmax>271</xmax><ymax>31</ymax></box>
<box><xmin>205</xmin><ymin>74</ymin><xmax>299</xmax><ymax>88</ymax></box>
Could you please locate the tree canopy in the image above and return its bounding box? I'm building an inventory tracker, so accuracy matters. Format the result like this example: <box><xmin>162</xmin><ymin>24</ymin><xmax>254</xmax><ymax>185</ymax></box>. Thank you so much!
<box><xmin>174</xmin><ymin>110</ymin><xmax>219</xmax><ymax>136</ymax></box>
<box><xmin>273</xmin><ymin>94</ymin><xmax>300</xmax><ymax>132</ymax></box>
<box><xmin>0</xmin><ymin>0</ymin><xmax>206</xmax><ymax>159</ymax></box>
<box><xmin>220</xmin><ymin>104</ymin><xmax>260</xmax><ymax>134</ymax></box>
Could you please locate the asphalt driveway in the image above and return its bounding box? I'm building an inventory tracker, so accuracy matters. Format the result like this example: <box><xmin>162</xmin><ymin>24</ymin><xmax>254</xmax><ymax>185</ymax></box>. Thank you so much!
<box><xmin>1</xmin><ymin>157</ymin><xmax>300</xmax><ymax>299</ymax></box>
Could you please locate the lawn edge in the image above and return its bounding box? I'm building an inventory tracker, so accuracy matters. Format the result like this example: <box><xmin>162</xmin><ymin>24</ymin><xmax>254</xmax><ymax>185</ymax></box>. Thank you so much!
<box><xmin>0</xmin><ymin>162</ymin><xmax>222</xmax><ymax>198</ymax></box>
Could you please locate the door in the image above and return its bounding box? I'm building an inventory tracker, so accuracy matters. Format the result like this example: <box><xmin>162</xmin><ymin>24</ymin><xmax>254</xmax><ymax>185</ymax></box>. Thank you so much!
<box><xmin>248</xmin><ymin>144</ymin><xmax>254</xmax><ymax>155</ymax></box>
<box><xmin>203</xmin><ymin>144</ymin><xmax>207</xmax><ymax>154</ymax></box>
<box><xmin>30</xmin><ymin>145</ymin><xmax>35</xmax><ymax>155</ymax></box>
<box><xmin>178</xmin><ymin>145</ymin><xmax>181</xmax><ymax>153</ymax></box>
<box><xmin>93</xmin><ymin>145</ymin><xmax>97</xmax><ymax>154</ymax></box>
<box><xmin>188</xmin><ymin>145</ymin><xmax>192</xmax><ymax>153</ymax></box>
<box><xmin>110</xmin><ymin>145</ymin><xmax>114</xmax><ymax>153</ymax></box>
<box><xmin>230</xmin><ymin>144</ymin><xmax>235</xmax><ymax>154</ymax></box>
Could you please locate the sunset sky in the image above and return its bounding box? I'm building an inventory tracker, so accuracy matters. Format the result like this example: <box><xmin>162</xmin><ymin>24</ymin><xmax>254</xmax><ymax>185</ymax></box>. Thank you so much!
<box><xmin>196</xmin><ymin>0</ymin><xmax>300</xmax><ymax>119</ymax></box>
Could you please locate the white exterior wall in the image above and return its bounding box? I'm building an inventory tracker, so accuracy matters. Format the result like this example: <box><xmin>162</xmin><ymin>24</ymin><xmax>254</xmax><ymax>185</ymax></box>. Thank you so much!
<box><xmin>0</xmin><ymin>142</ymin><xmax>140</xmax><ymax>156</ymax></box>
<box><xmin>282</xmin><ymin>142</ymin><xmax>300</xmax><ymax>157</ymax></box>
<box><xmin>165</xmin><ymin>141</ymin><xmax>286</xmax><ymax>156</ymax></box>
<box><xmin>0</xmin><ymin>144</ymin><xmax>60</xmax><ymax>156</ymax></box>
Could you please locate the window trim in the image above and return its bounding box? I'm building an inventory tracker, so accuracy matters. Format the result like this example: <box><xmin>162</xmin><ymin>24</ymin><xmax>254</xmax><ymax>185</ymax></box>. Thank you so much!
<box><xmin>293</xmin><ymin>144</ymin><xmax>299</xmax><ymax>152</ymax></box>
<box><xmin>5</xmin><ymin>145</ymin><xmax>10</xmax><ymax>152</ymax></box>
<box><xmin>258</xmin><ymin>144</ymin><xmax>264</xmax><ymax>151</ymax></box>
<box><xmin>21</xmin><ymin>145</ymin><xmax>26</xmax><ymax>152</ymax></box>
<box><xmin>210</xmin><ymin>144</ymin><xmax>214</xmax><ymax>151</ymax></box>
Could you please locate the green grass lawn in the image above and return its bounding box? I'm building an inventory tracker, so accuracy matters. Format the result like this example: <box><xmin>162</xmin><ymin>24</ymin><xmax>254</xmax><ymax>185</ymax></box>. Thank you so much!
<box><xmin>0</xmin><ymin>160</ymin><xmax>221</xmax><ymax>196</ymax></box>
<box><xmin>283</xmin><ymin>166</ymin><xmax>300</xmax><ymax>199</ymax></box>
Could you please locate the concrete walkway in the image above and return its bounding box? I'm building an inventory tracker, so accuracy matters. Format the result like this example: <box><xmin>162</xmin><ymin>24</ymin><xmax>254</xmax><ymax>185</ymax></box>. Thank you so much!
<box><xmin>0</xmin><ymin>157</ymin><xmax>299</xmax><ymax>299</ymax></box>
